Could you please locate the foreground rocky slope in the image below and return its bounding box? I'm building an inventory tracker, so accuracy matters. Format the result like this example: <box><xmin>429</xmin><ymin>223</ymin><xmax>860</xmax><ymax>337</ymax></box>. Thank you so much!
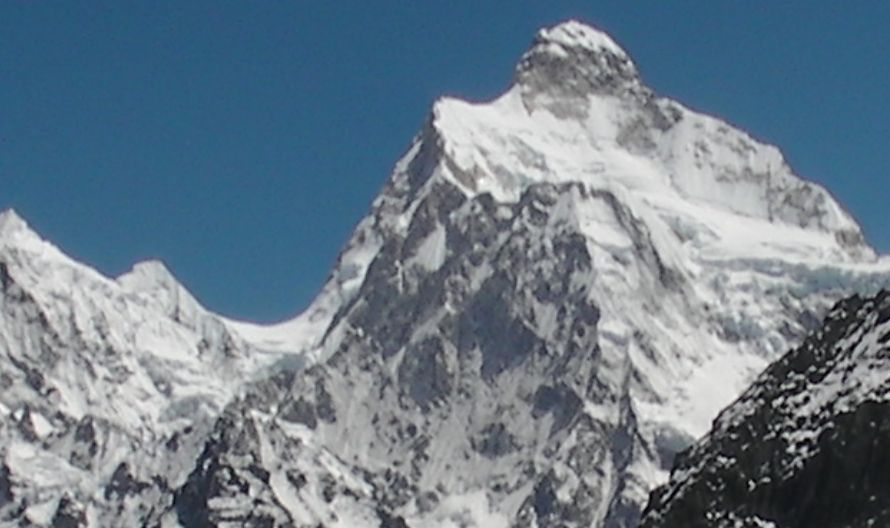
<box><xmin>1</xmin><ymin>20</ymin><xmax>889</xmax><ymax>528</ymax></box>
<box><xmin>641</xmin><ymin>290</ymin><xmax>890</xmax><ymax>528</ymax></box>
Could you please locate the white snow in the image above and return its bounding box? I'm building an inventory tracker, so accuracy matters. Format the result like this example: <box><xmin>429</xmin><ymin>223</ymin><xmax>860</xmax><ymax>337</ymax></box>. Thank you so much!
<box><xmin>411</xmin><ymin>222</ymin><xmax>448</xmax><ymax>271</ymax></box>
<box><xmin>417</xmin><ymin>491</ymin><xmax>510</xmax><ymax>528</ymax></box>
<box><xmin>28</xmin><ymin>411</ymin><xmax>55</xmax><ymax>438</ymax></box>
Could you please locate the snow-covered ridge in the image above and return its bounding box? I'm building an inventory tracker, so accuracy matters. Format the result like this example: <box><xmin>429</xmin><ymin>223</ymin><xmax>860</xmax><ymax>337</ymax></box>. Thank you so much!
<box><xmin>0</xmin><ymin>209</ymin><xmax>321</xmax><ymax>358</ymax></box>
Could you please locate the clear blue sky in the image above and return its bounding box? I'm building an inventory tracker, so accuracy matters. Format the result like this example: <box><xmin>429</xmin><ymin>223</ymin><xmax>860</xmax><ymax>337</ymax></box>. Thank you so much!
<box><xmin>2</xmin><ymin>2</ymin><xmax>889</xmax><ymax>322</ymax></box>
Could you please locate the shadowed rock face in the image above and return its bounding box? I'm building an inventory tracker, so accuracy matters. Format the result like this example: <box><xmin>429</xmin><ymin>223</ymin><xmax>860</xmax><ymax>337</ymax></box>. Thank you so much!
<box><xmin>173</xmin><ymin>178</ymin><xmax>619</xmax><ymax>526</ymax></box>
<box><xmin>641</xmin><ymin>291</ymin><xmax>890</xmax><ymax>528</ymax></box>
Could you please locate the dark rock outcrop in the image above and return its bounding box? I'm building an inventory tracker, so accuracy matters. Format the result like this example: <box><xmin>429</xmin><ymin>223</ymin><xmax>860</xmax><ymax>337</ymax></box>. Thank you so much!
<box><xmin>642</xmin><ymin>291</ymin><xmax>890</xmax><ymax>528</ymax></box>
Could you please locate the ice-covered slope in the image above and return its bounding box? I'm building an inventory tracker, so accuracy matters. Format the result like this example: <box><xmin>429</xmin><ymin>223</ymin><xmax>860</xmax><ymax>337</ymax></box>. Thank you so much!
<box><xmin>2</xmin><ymin>20</ymin><xmax>890</xmax><ymax>528</ymax></box>
<box><xmin>640</xmin><ymin>290</ymin><xmax>890</xmax><ymax>528</ymax></box>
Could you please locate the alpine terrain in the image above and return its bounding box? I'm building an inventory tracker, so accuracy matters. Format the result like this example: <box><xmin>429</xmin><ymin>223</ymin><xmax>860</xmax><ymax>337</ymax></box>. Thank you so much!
<box><xmin>1</xmin><ymin>20</ymin><xmax>888</xmax><ymax>528</ymax></box>
<box><xmin>640</xmin><ymin>290</ymin><xmax>890</xmax><ymax>528</ymax></box>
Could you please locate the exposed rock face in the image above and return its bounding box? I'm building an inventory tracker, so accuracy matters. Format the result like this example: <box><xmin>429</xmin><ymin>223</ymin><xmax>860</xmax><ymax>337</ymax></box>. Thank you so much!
<box><xmin>1</xmin><ymin>20</ymin><xmax>889</xmax><ymax>528</ymax></box>
<box><xmin>516</xmin><ymin>20</ymin><xmax>645</xmax><ymax>116</ymax></box>
<box><xmin>641</xmin><ymin>290</ymin><xmax>890</xmax><ymax>528</ymax></box>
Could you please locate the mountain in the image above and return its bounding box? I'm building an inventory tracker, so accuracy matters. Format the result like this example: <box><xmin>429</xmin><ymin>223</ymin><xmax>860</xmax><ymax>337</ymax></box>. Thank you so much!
<box><xmin>0</xmin><ymin>209</ymin><xmax>291</xmax><ymax>526</ymax></box>
<box><xmin>640</xmin><ymin>290</ymin><xmax>890</xmax><ymax>528</ymax></box>
<box><xmin>2</xmin><ymin>20</ymin><xmax>890</xmax><ymax>528</ymax></box>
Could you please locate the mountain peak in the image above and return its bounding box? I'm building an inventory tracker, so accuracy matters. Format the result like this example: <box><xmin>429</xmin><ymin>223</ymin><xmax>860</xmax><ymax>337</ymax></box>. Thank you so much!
<box><xmin>119</xmin><ymin>259</ymin><xmax>179</xmax><ymax>290</ymax></box>
<box><xmin>0</xmin><ymin>209</ymin><xmax>29</xmax><ymax>237</ymax></box>
<box><xmin>536</xmin><ymin>20</ymin><xmax>628</xmax><ymax>58</ymax></box>
<box><xmin>0</xmin><ymin>209</ymin><xmax>50</xmax><ymax>256</ymax></box>
<box><xmin>515</xmin><ymin>20</ymin><xmax>640</xmax><ymax>102</ymax></box>
<box><xmin>117</xmin><ymin>259</ymin><xmax>207</xmax><ymax>322</ymax></box>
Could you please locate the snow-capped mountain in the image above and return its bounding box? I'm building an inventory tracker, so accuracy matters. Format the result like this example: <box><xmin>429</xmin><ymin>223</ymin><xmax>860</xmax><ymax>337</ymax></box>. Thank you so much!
<box><xmin>0</xmin><ymin>209</ymin><xmax>294</xmax><ymax>526</ymax></box>
<box><xmin>640</xmin><ymin>289</ymin><xmax>890</xmax><ymax>528</ymax></box>
<box><xmin>1</xmin><ymin>20</ymin><xmax>889</xmax><ymax>528</ymax></box>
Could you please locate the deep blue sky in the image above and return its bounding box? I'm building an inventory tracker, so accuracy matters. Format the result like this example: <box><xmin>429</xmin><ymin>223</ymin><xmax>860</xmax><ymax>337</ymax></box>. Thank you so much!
<box><xmin>2</xmin><ymin>2</ymin><xmax>889</xmax><ymax>322</ymax></box>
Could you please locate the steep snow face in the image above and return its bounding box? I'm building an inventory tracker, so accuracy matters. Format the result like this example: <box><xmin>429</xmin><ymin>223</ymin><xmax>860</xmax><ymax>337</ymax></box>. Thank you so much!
<box><xmin>171</xmin><ymin>21</ymin><xmax>890</xmax><ymax>528</ymax></box>
<box><xmin>641</xmin><ymin>290</ymin><xmax>890</xmax><ymax>528</ymax></box>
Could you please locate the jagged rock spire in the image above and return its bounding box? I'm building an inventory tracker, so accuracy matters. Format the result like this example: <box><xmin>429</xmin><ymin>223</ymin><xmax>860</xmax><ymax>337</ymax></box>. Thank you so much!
<box><xmin>515</xmin><ymin>20</ymin><xmax>643</xmax><ymax>108</ymax></box>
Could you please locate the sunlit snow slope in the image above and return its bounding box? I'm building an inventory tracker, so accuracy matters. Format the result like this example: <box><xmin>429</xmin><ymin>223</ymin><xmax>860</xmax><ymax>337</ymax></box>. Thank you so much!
<box><xmin>2</xmin><ymin>20</ymin><xmax>890</xmax><ymax>528</ymax></box>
